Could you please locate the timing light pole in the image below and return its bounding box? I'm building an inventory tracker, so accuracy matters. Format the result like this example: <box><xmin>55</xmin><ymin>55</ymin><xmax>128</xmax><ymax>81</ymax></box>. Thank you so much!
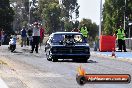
<box><xmin>28</xmin><ymin>0</ymin><xmax>31</xmax><ymax>29</ymax></box>
<box><xmin>124</xmin><ymin>0</ymin><xmax>126</xmax><ymax>31</ymax></box>
<box><xmin>98</xmin><ymin>0</ymin><xmax>102</xmax><ymax>50</ymax></box>
<box><xmin>99</xmin><ymin>0</ymin><xmax>102</xmax><ymax>38</ymax></box>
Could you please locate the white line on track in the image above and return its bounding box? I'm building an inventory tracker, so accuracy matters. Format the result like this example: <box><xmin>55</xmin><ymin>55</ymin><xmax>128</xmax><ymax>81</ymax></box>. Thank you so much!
<box><xmin>0</xmin><ymin>78</ymin><xmax>9</xmax><ymax>88</ymax></box>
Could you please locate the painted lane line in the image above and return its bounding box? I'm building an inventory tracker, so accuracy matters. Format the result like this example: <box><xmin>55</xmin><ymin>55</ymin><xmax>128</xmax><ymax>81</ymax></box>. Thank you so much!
<box><xmin>0</xmin><ymin>78</ymin><xmax>9</xmax><ymax>88</ymax></box>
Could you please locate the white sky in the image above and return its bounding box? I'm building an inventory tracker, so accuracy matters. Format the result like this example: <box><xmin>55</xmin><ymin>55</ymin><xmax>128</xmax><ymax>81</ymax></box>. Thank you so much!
<box><xmin>78</xmin><ymin>0</ymin><xmax>105</xmax><ymax>25</ymax></box>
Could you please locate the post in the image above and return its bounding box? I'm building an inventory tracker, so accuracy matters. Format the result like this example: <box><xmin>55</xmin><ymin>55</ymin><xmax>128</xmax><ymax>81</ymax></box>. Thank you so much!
<box><xmin>28</xmin><ymin>0</ymin><xmax>31</xmax><ymax>47</ymax></box>
<box><xmin>124</xmin><ymin>0</ymin><xmax>126</xmax><ymax>31</ymax></box>
<box><xmin>28</xmin><ymin>0</ymin><xmax>31</xmax><ymax>29</ymax></box>
<box><xmin>98</xmin><ymin>0</ymin><xmax>102</xmax><ymax>50</ymax></box>
<box><xmin>99</xmin><ymin>0</ymin><xmax>102</xmax><ymax>37</ymax></box>
<box><xmin>128</xmin><ymin>22</ymin><xmax>132</xmax><ymax>50</ymax></box>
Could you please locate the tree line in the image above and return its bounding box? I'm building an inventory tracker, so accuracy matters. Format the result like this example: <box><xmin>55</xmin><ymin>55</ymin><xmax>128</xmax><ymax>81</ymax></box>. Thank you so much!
<box><xmin>103</xmin><ymin>0</ymin><xmax>132</xmax><ymax>36</ymax></box>
<box><xmin>0</xmin><ymin>0</ymin><xmax>14</xmax><ymax>34</ymax></box>
<box><xmin>0</xmin><ymin>0</ymin><xmax>98</xmax><ymax>41</ymax></box>
<box><xmin>38</xmin><ymin>0</ymin><xmax>98</xmax><ymax>41</ymax></box>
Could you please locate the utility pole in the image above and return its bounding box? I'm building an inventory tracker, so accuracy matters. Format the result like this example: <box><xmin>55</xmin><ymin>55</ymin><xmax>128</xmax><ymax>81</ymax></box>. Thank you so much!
<box><xmin>98</xmin><ymin>0</ymin><xmax>102</xmax><ymax>50</ymax></box>
<box><xmin>99</xmin><ymin>0</ymin><xmax>102</xmax><ymax>38</ymax></box>
<box><xmin>124</xmin><ymin>0</ymin><xmax>126</xmax><ymax>31</ymax></box>
<box><xmin>28</xmin><ymin>0</ymin><xmax>31</xmax><ymax>29</ymax></box>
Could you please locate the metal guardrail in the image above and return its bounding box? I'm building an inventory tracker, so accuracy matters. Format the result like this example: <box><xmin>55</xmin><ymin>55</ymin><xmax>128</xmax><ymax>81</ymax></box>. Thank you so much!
<box><xmin>125</xmin><ymin>38</ymin><xmax>132</xmax><ymax>40</ymax></box>
<box><xmin>125</xmin><ymin>38</ymin><xmax>132</xmax><ymax>50</ymax></box>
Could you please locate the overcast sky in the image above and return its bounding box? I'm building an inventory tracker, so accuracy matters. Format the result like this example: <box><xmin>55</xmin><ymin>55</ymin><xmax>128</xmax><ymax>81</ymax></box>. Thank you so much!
<box><xmin>78</xmin><ymin>0</ymin><xmax>105</xmax><ymax>25</ymax></box>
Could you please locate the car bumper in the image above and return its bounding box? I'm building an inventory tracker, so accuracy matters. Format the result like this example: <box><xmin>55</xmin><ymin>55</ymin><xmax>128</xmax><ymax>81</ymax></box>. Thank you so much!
<box><xmin>51</xmin><ymin>54</ymin><xmax>90</xmax><ymax>59</ymax></box>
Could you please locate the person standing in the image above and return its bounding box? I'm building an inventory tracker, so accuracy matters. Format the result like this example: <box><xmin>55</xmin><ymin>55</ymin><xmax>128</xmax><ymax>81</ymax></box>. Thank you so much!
<box><xmin>1</xmin><ymin>29</ymin><xmax>5</xmax><ymax>45</ymax></box>
<box><xmin>0</xmin><ymin>29</ymin><xmax>1</xmax><ymax>46</ymax></box>
<box><xmin>116</xmin><ymin>25</ymin><xmax>127</xmax><ymax>52</ymax></box>
<box><xmin>121</xmin><ymin>28</ymin><xmax>127</xmax><ymax>52</ymax></box>
<box><xmin>80</xmin><ymin>24</ymin><xmax>88</xmax><ymax>42</ymax></box>
<box><xmin>30</xmin><ymin>22</ymin><xmax>40</xmax><ymax>53</ymax></box>
<box><xmin>27</xmin><ymin>28</ymin><xmax>33</xmax><ymax>46</ymax></box>
<box><xmin>39</xmin><ymin>25</ymin><xmax>45</xmax><ymax>48</ymax></box>
<box><xmin>21</xmin><ymin>26</ymin><xmax>27</xmax><ymax>47</ymax></box>
<box><xmin>116</xmin><ymin>27</ymin><xmax>122</xmax><ymax>51</ymax></box>
<box><xmin>71</xmin><ymin>27</ymin><xmax>80</xmax><ymax>32</ymax></box>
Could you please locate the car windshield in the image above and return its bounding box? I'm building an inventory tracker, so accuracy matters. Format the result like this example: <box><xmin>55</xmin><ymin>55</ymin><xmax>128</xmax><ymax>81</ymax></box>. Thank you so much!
<box><xmin>52</xmin><ymin>34</ymin><xmax>87</xmax><ymax>43</ymax></box>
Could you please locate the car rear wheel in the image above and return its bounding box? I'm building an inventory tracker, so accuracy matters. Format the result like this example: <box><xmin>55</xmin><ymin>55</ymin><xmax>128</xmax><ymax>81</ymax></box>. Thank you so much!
<box><xmin>73</xmin><ymin>59</ymin><xmax>79</xmax><ymax>62</ymax></box>
<box><xmin>81</xmin><ymin>59</ymin><xmax>88</xmax><ymax>62</ymax></box>
<box><xmin>73</xmin><ymin>58</ymin><xmax>88</xmax><ymax>62</ymax></box>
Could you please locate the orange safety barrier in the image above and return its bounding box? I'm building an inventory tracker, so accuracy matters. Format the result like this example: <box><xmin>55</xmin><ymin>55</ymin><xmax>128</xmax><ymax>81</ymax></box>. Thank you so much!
<box><xmin>99</xmin><ymin>35</ymin><xmax>116</xmax><ymax>52</ymax></box>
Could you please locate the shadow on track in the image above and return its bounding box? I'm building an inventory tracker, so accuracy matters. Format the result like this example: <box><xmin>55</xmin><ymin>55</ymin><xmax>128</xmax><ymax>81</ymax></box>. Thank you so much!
<box><xmin>54</xmin><ymin>59</ymin><xmax>98</xmax><ymax>63</ymax></box>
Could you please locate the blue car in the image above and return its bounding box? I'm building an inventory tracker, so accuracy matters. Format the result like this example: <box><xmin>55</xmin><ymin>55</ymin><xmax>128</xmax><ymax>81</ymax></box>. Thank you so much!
<box><xmin>45</xmin><ymin>32</ymin><xmax>90</xmax><ymax>62</ymax></box>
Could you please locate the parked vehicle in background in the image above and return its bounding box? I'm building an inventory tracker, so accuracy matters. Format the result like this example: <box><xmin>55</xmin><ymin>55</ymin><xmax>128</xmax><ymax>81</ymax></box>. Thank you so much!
<box><xmin>45</xmin><ymin>32</ymin><xmax>90</xmax><ymax>62</ymax></box>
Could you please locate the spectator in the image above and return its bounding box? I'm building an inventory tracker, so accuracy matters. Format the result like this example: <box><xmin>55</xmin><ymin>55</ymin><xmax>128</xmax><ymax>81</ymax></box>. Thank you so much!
<box><xmin>1</xmin><ymin>29</ymin><xmax>5</xmax><ymax>45</ymax></box>
<box><xmin>0</xmin><ymin>29</ymin><xmax>1</xmax><ymax>46</ymax></box>
<box><xmin>27</xmin><ymin>28</ymin><xmax>33</xmax><ymax>46</ymax></box>
<box><xmin>71</xmin><ymin>28</ymin><xmax>80</xmax><ymax>32</ymax></box>
<box><xmin>21</xmin><ymin>26</ymin><xmax>27</xmax><ymax>47</ymax></box>
<box><xmin>116</xmin><ymin>25</ymin><xmax>127</xmax><ymax>52</ymax></box>
<box><xmin>39</xmin><ymin>25</ymin><xmax>45</xmax><ymax>48</ymax></box>
<box><xmin>80</xmin><ymin>24</ymin><xmax>88</xmax><ymax>42</ymax></box>
<box><xmin>30</xmin><ymin>22</ymin><xmax>40</xmax><ymax>53</ymax></box>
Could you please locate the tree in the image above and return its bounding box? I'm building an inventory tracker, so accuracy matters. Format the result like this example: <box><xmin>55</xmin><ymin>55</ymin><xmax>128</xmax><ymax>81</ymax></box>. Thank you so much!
<box><xmin>103</xmin><ymin>0</ymin><xmax>132</xmax><ymax>35</ymax></box>
<box><xmin>61</xmin><ymin>0</ymin><xmax>79</xmax><ymax>20</ymax></box>
<box><xmin>10</xmin><ymin>0</ymin><xmax>39</xmax><ymax>33</ymax></box>
<box><xmin>80</xmin><ymin>18</ymin><xmax>98</xmax><ymax>40</ymax></box>
<box><xmin>0</xmin><ymin>0</ymin><xmax>14</xmax><ymax>34</ymax></box>
<box><xmin>64</xmin><ymin>21</ymin><xmax>74</xmax><ymax>31</ymax></box>
<box><xmin>10</xmin><ymin>0</ymin><xmax>29</xmax><ymax>32</ymax></box>
<box><xmin>39</xmin><ymin>0</ymin><xmax>61</xmax><ymax>34</ymax></box>
<box><xmin>58</xmin><ymin>0</ymin><xmax>80</xmax><ymax>32</ymax></box>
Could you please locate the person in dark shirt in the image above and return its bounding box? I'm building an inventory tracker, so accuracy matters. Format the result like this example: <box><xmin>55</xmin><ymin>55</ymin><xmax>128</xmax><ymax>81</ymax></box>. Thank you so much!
<box><xmin>27</xmin><ymin>28</ymin><xmax>33</xmax><ymax>46</ymax></box>
<box><xmin>21</xmin><ymin>26</ymin><xmax>27</xmax><ymax>47</ymax></box>
<box><xmin>71</xmin><ymin>28</ymin><xmax>80</xmax><ymax>32</ymax></box>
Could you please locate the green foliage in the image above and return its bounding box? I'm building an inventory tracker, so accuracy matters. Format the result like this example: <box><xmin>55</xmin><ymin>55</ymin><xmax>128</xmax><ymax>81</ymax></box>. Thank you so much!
<box><xmin>39</xmin><ymin>0</ymin><xmax>61</xmax><ymax>34</ymax></box>
<box><xmin>61</xmin><ymin>0</ymin><xmax>79</xmax><ymax>20</ymax></box>
<box><xmin>0</xmin><ymin>0</ymin><xmax>14</xmax><ymax>34</ymax></box>
<box><xmin>38</xmin><ymin>0</ymin><xmax>80</xmax><ymax>34</ymax></box>
<box><xmin>103</xmin><ymin>0</ymin><xmax>132</xmax><ymax>35</ymax></box>
<box><xmin>80</xmin><ymin>18</ymin><xmax>98</xmax><ymax>40</ymax></box>
<box><xmin>64</xmin><ymin>21</ymin><xmax>73</xmax><ymax>31</ymax></box>
<box><xmin>74</xmin><ymin>20</ymin><xmax>79</xmax><ymax>28</ymax></box>
<box><xmin>22</xmin><ymin>21</ymin><xmax>28</xmax><ymax>27</ymax></box>
<box><xmin>10</xmin><ymin>0</ymin><xmax>39</xmax><ymax>28</ymax></box>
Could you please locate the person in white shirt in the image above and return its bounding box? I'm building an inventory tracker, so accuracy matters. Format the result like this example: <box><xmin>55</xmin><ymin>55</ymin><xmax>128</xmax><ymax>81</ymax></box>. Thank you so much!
<box><xmin>30</xmin><ymin>22</ymin><xmax>40</xmax><ymax>53</ymax></box>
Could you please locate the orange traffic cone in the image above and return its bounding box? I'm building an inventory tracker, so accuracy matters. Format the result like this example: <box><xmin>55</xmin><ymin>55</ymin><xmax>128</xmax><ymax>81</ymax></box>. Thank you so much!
<box><xmin>111</xmin><ymin>48</ymin><xmax>116</xmax><ymax>58</ymax></box>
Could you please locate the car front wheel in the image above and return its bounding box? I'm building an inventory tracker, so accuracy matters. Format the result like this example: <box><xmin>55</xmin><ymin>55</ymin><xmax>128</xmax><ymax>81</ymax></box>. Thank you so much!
<box><xmin>52</xmin><ymin>58</ymin><xmax>58</xmax><ymax>62</ymax></box>
<box><xmin>46</xmin><ymin>51</ymin><xmax>52</xmax><ymax>61</ymax></box>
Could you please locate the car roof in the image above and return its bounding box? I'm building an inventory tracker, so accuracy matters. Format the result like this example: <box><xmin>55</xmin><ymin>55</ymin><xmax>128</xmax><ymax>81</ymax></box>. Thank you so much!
<box><xmin>49</xmin><ymin>32</ymin><xmax>83</xmax><ymax>38</ymax></box>
<box><xmin>51</xmin><ymin>32</ymin><xmax>82</xmax><ymax>35</ymax></box>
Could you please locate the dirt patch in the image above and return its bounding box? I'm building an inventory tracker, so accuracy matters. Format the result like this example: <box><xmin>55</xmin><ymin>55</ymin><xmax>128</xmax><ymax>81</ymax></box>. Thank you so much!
<box><xmin>0</xmin><ymin>60</ymin><xmax>8</xmax><ymax>65</ymax></box>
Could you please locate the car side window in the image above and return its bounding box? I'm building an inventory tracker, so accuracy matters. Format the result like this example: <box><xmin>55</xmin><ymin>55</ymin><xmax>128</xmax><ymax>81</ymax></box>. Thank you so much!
<box><xmin>52</xmin><ymin>34</ymin><xmax>64</xmax><ymax>43</ymax></box>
